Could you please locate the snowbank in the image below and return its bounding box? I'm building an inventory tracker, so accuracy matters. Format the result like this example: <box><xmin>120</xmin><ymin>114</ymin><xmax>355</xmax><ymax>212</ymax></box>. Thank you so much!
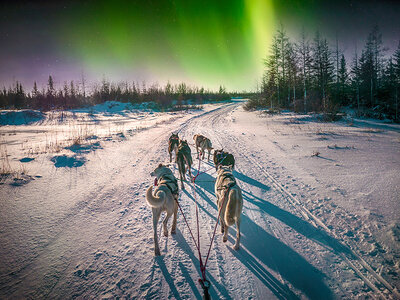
<box><xmin>0</xmin><ymin>110</ymin><xmax>45</xmax><ymax>125</ymax></box>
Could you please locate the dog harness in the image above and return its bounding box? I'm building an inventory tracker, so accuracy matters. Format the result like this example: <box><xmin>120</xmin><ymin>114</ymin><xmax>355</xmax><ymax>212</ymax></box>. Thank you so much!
<box><xmin>157</xmin><ymin>174</ymin><xmax>179</xmax><ymax>195</ymax></box>
<box><xmin>216</xmin><ymin>172</ymin><xmax>237</xmax><ymax>191</ymax></box>
<box><xmin>215</xmin><ymin>151</ymin><xmax>234</xmax><ymax>168</ymax></box>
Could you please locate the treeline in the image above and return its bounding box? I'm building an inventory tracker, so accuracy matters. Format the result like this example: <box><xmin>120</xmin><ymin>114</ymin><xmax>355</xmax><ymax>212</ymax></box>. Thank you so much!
<box><xmin>249</xmin><ymin>25</ymin><xmax>400</xmax><ymax>121</ymax></box>
<box><xmin>0</xmin><ymin>78</ymin><xmax>233</xmax><ymax>111</ymax></box>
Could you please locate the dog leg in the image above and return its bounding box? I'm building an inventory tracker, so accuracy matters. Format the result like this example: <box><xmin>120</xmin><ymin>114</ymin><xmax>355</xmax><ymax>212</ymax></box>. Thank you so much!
<box><xmin>169</xmin><ymin>151</ymin><xmax>172</xmax><ymax>163</ymax></box>
<box><xmin>223</xmin><ymin>225</ymin><xmax>228</xmax><ymax>243</ymax></box>
<box><xmin>219</xmin><ymin>207</ymin><xmax>227</xmax><ymax>238</ymax></box>
<box><xmin>171</xmin><ymin>202</ymin><xmax>178</xmax><ymax>234</ymax></box>
<box><xmin>153</xmin><ymin>208</ymin><xmax>161</xmax><ymax>256</ymax></box>
<box><xmin>188</xmin><ymin>164</ymin><xmax>192</xmax><ymax>178</ymax></box>
<box><xmin>234</xmin><ymin>217</ymin><xmax>241</xmax><ymax>250</ymax></box>
<box><xmin>163</xmin><ymin>212</ymin><xmax>172</xmax><ymax>237</ymax></box>
<box><xmin>180</xmin><ymin>171</ymin><xmax>185</xmax><ymax>190</ymax></box>
<box><xmin>174</xmin><ymin>147</ymin><xmax>178</xmax><ymax>163</ymax></box>
<box><xmin>220</xmin><ymin>216</ymin><xmax>225</xmax><ymax>233</ymax></box>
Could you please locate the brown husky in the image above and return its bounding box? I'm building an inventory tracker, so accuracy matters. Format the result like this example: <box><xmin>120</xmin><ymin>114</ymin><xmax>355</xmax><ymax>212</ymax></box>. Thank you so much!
<box><xmin>213</xmin><ymin>149</ymin><xmax>235</xmax><ymax>170</ymax></box>
<box><xmin>193</xmin><ymin>134</ymin><xmax>213</xmax><ymax>161</ymax></box>
<box><xmin>168</xmin><ymin>133</ymin><xmax>179</xmax><ymax>163</ymax></box>
<box><xmin>176</xmin><ymin>139</ymin><xmax>192</xmax><ymax>189</ymax></box>
<box><xmin>146</xmin><ymin>164</ymin><xmax>179</xmax><ymax>256</ymax></box>
<box><xmin>215</xmin><ymin>165</ymin><xmax>243</xmax><ymax>250</ymax></box>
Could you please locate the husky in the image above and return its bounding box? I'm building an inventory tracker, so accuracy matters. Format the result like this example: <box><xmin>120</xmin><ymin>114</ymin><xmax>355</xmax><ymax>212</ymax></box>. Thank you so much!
<box><xmin>215</xmin><ymin>165</ymin><xmax>243</xmax><ymax>250</ymax></box>
<box><xmin>146</xmin><ymin>164</ymin><xmax>179</xmax><ymax>256</ymax></box>
<box><xmin>168</xmin><ymin>133</ymin><xmax>180</xmax><ymax>163</ymax></box>
<box><xmin>176</xmin><ymin>139</ymin><xmax>192</xmax><ymax>189</ymax></box>
<box><xmin>193</xmin><ymin>134</ymin><xmax>213</xmax><ymax>161</ymax></box>
<box><xmin>213</xmin><ymin>149</ymin><xmax>235</xmax><ymax>170</ymax></box>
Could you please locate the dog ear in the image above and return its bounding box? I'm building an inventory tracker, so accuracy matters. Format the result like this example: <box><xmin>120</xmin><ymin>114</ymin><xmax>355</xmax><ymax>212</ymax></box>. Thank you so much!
<box><xmin>158</xmin><ymin>163</ymin><xmax>163</xmax><ymax>168</ymax></box>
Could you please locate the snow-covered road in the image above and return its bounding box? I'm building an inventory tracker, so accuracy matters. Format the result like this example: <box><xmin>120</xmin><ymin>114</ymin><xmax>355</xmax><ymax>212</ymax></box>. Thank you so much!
<box><xmin>1</xmin><ymin>101</ymin><xmax>399</xmax><ymax>299</ymax></box>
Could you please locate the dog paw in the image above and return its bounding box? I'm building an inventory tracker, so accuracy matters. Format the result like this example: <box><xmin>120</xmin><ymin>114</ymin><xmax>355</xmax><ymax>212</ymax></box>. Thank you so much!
<box><xmin>220</xmin><ymin>228</ymin><xmax>224</xmax><ymax>233</ymax></box>
<box><xmin>233</xmin><ymin>244</ymin><xmax>240</xmax><ymax>250</ymax></box>
<box><xmin>163</xmin><ymin>231</ymin><xmax>168</xmax><ymax>237</ymax></box>
<box><xmin>155</xmin><ymin>249</ymin><xmax>161</xmax><ymax>256</ymax></box>
<box><xmin>171</xmin><ymin>229</ymin><xmax>176</xmax><ymax>235</ymax></box>
<box><xmin>223</xmin><ymin>236</ymin><xmax>228</xmax><ymax>243</ymax></box>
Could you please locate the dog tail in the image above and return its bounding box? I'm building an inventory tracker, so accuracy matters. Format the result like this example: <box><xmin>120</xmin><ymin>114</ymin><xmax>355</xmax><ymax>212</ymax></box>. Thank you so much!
<box><xmin>225</xmin><ymin>188</ymin><xmax>242</xmax><ymax>226</ymax></box>
<box><xmin>146</xmin><ymin>186</ymin><xmax>166</xmax><ymax>208</ymax></box>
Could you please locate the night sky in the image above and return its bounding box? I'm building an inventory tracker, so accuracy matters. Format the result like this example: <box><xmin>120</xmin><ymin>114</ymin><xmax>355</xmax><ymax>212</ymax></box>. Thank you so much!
<box><xmin>0</xmin><ymin>0</ymin><xmax>399</xmax><ymax>91</ymax></box>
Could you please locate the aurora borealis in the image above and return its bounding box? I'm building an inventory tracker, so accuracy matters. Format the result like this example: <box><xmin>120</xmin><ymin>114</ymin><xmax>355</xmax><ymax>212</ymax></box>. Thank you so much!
<box><xmin>0</xmin><ymin>0</ymin><xmax>399</xmax><ymax>91</ymax></box>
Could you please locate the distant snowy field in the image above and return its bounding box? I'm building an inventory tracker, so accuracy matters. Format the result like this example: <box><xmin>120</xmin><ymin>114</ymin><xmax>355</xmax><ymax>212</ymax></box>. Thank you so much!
<box><xmin>0</xmin><ymin>101</ymin><xmax>203</xmax><ymax>180</ymax></box>
<box><xmin>0</xmin><ymin>100</ymin><xmax>399</xmax><ymax>299</ymax></box>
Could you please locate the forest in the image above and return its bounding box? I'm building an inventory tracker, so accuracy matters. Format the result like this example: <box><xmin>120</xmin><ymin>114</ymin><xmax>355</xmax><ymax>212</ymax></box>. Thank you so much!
<box><xmin>248</xmin><ymin>25</ymin><xmax>400</xmax><ymax>122</ymax></box>
<box><xmin>0</xmin><ymin>77</ymin><xmax>234</xmax><ymax>111</ymax></box>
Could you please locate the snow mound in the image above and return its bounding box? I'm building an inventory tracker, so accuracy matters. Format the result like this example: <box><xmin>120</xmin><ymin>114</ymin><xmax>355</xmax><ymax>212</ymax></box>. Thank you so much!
<box><xmin>51</xmin><ymin>154</ymin><xmax>87</xmax><ymax>168</ymax></box>
<box><xmin>71</xmin><ymin>101</ymin><xmax>159</xmax><ymax>114</ymax></box>
<box><xmin>0</xmin><ymin>110</ymin><xmax>45</xmax><ymax>125</ymax></box>
<box><xmin>65</xmin><ymin>142</ymin><xmax>102</xmax><ymax>154</ymax></box>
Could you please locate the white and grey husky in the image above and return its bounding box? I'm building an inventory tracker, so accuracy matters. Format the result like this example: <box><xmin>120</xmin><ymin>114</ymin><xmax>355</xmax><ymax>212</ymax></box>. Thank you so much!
<box><xmin>146</xmin><ymin>164</ymin><xmax>179</xmax><ymax>256</ymax></box>
<box><xmin>215</xmin><ymin>165</ymin><xmax>243</xmax><ymax>250</ymax></box>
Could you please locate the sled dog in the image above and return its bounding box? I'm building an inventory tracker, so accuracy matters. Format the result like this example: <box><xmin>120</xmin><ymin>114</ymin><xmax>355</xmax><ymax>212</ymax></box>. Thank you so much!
<box><xmin>146</xmin><ymin>164</ymin><xmax>179</xmax><ymax>256</ymax></box>
<box><xmin>213</xmin><ymin>149</ymin><xmax>235</xmax><ymax>170</ymax></box>
<box><xmin>215</xmin><ymin>165</ymin><xmax>243</xmax><ymax>250</ymax></box>
<box><xmin>168</xmin><ymin>133</ymin><xmax>179</xmax><ymax>163</ymax></box>
<box><xmin>193</xmin><ymin>134</ymin><xmax>213</xmax><ymax>161</ymax></box>
<box><xmin>176</xmin><ymin>139</ymin><xmax>192</xmax><ymax>189</ymax></box>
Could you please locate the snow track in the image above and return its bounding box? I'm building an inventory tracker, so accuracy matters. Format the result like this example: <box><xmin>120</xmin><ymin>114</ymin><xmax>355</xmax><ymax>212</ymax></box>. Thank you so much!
<box><xmin>1</xmin><ymin>101</ymin><xmax>398</xmax><ymax>299</ymax></box>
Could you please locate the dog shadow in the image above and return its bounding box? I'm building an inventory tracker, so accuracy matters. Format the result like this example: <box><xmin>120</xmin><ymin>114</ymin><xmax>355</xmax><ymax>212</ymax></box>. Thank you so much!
<box><xmin>242</xmin><ymin>191</ymin><xmax>352</xmax><ymax>256</ymax></box>
<box><xmin>180</xmin><ymin>190</ymin><xmax>333</xmax><ymax>298</ymax></box>
<box><xmin>233</xmin><ymin>170</ymin><xmax>271</xmax><ymax>191</ymax></box>
<box><xmin>236</xmin><ymin>213</ymin><xmax>333</xmax><ymax>300</ymax></box>
<box><xmin>176</xmin><ymin>166</ymin><xmax>334</xmax><ymax>299</ymax></box>
<box><xmin>174</xmin><ymin>229</ymin><xmax>231</xmax><ymax>299</ymax></box>
<box><xmin>190</xmin><ymin>171</ymin><xmax>216</xmax><ymax>196</ymax></box>
<box><xmin>182</xmin><ymin>189</ymin><xmax>217</xmax><ymax>221</ymax></box>
<box><xmin>226</xmin><ymin>245</ymin><xmax>300</xmax><ymax>300</ymax></box>
<box><xmin>155</xmin><ymin>256</ymin><xmax>183</xmax><ymax>300</ymax></box>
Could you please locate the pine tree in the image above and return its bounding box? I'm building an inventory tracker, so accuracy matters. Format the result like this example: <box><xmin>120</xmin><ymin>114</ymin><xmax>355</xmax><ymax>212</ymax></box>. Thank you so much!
<box><xmin>312</xmin><ymin>31</ymin><xmax>334</xmax><ymax>110</ymax></box>
<box><xmin>338</xmin><ymin>54</ymin><xmax>349</xmax><ymax>104</ymax></box>
<box><xmin>32</xmin><ymin>81</ymin><xmax>39</xmax><ymax>97</ymax></box>
<box><xmin>350</xmin><ymin>44</ymin><xmax>361</xmax><ymax>111</ymax></box>
<box><xmin>47</xmin><ymin>75</ymin><xmax>54</xmax><ymax>96</ymax></box>
<box><xmin>393</xmin><ymin>41</ymin><xmax>400</xmax><ymax>120</ymax></box>
<box><xmin>298</xmin><ymin>29</ymin><xmax>312</xmax><ymax>112</ymax></box>
<box><xmin>276</xmin><ymin>24</ymin><xmax>289</xmax><ymax>107</ymax></box>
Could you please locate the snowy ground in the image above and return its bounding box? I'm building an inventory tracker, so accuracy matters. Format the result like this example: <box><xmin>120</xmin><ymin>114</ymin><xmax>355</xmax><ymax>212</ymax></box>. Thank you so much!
<box><xmin>0</xmin><ymin>100</ymin><xmax>399</xmax><ymax>299</ymax></box>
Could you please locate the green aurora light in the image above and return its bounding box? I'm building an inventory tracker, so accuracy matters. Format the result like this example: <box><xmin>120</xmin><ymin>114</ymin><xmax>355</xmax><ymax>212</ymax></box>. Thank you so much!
<box><xmin>63</xmin><ymin>0</ymin><xmax>275</xmax><ymax>91</ymax></box>
<box><xmin>3</xmin><ymin>0</ymin><xmax>396</xmax><ymax>91</ymax></box>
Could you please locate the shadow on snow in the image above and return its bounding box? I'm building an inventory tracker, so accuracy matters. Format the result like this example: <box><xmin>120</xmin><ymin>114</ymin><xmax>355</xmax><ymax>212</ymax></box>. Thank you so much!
<box><xmin>155</xmin><ymin>166</ymin><xmax>338</xmax><ymax>299</ymax></box>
